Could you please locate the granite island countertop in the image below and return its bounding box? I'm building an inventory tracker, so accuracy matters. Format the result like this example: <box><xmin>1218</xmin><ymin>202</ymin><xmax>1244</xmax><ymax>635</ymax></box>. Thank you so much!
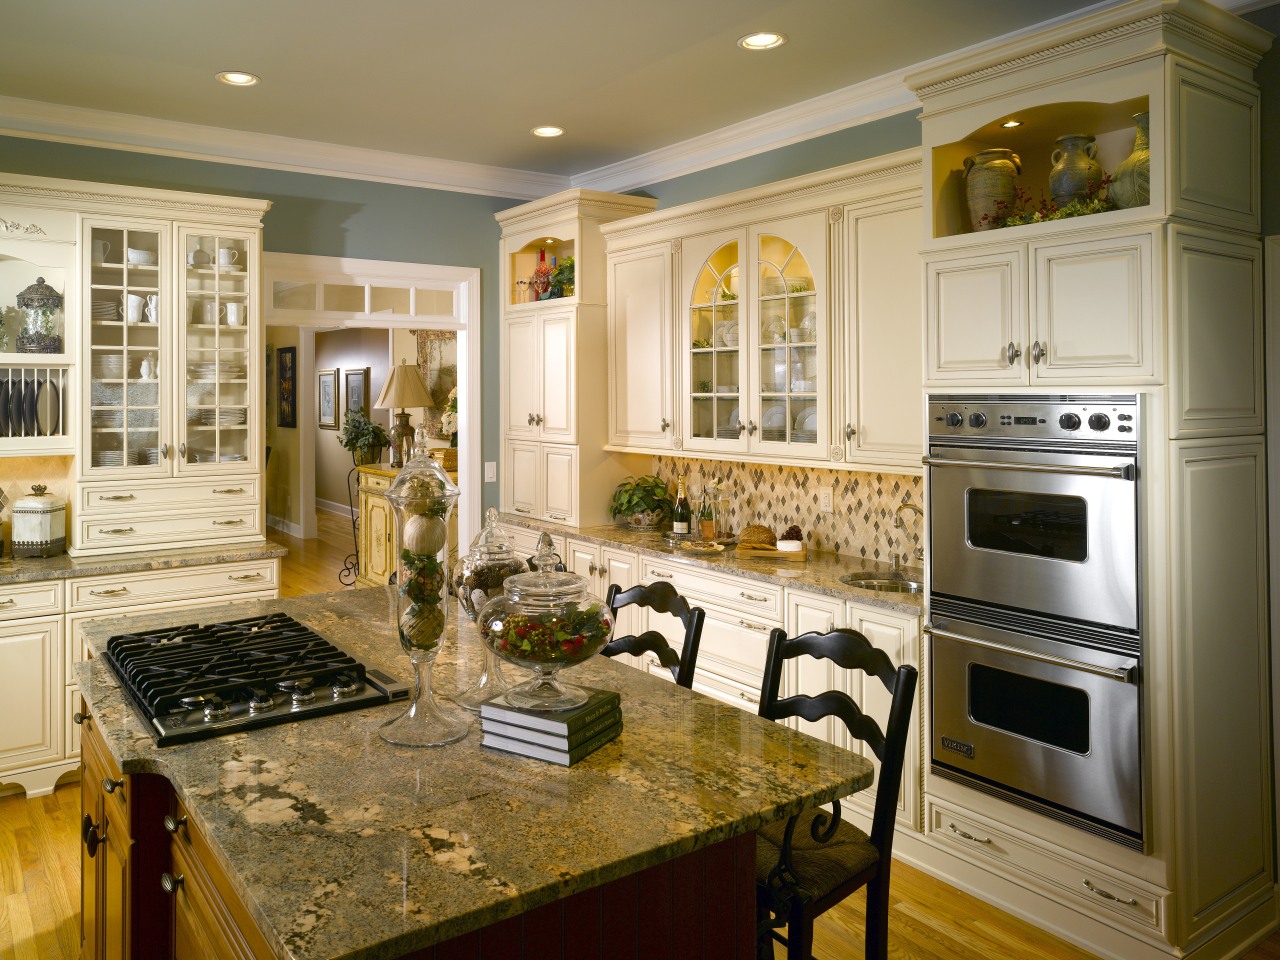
<box><xmin>0</xmin><ymin>538</ymin><xmax>287</xmax><ymax>585</ymax></box>
<box><xmin>77</xmin><ymin>588</ymin><xmax>873</xmax><ymax>960</ymax></box>
<box><xmin>499</xmin><ymin>514</ymin><xmax>923</xmax><ymax>616</ymax></box>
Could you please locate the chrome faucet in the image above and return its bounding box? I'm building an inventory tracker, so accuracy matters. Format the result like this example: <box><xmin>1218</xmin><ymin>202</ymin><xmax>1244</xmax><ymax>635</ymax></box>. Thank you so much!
<box><xmin>894</xmin><ymin>502</ymin><xmax>924</xmax><ymax>563</ymax></box>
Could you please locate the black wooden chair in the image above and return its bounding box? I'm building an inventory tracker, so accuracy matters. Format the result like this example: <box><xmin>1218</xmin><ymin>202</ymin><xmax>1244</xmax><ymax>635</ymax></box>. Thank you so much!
<box><xmin>602</xmin><ymin>581</ymin><xmax>705</xmax><ymax>689</ymax></box>
<box><xmin>754</xmin><ymin>627</ymin><xmax>918</xmax><ymax>960</ymax></box>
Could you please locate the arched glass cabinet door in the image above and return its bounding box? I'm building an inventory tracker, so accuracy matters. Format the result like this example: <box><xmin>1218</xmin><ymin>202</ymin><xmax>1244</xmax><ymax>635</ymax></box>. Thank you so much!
<box><xmin>687</xmin><ymin>239</ymin><xmax>743</xmax><ymax>447</ymax></box>
<box><xmin>754</xmin><ymin>228</ymin><xmax>824</xmax><ymax>457</ymax></box>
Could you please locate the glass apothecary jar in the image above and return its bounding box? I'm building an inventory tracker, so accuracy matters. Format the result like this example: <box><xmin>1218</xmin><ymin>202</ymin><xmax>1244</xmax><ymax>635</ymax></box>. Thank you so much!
<box><xmin>15</xmin><ymin>277</ymin><xmax>64</xmax><ymax>354</ymax></box>
<box><xmin>453</xmin><ymin>507</ymin><xmax>528</xmax><ymax>621</ymax></box>
<box><xmin>477</xmin><ymin>569</ymin><xmax>613</xmax><ymax>711</ymax></box>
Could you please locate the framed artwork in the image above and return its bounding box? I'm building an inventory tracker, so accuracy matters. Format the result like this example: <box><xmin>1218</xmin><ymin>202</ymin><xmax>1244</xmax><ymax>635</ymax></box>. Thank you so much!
<box><xmin>318</xmin><ymin>368</ymin><xmax>338</xmax><ymax>429</ymax></box>
<box><xmin>345</xmin><ymin>367</ymin><xmax>370</xmax><ymax>419</ymax></box>
<box><xmin>277</xmin><ymin>346</ymin><xmax>297</xmax><ymax>428</ymax></box>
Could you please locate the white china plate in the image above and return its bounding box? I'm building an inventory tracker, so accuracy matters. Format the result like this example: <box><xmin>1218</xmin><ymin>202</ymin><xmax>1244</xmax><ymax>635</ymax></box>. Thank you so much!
<box><xmin>763</xmin><ymin>404</ymin><xmax>786</xmax><ymax>429</ymax></box>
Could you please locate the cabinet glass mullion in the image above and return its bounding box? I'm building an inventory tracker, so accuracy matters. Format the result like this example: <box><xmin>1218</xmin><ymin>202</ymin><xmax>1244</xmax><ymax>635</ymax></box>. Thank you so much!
<box><xmin>688</xmin><ymin>242</ymin><xmax>741</xmax><ymax>442</ymax></box>
<box><xmin>755</xmin><ymin>233</ymin><xmax>819</xmax><ymax>449</ymax></box>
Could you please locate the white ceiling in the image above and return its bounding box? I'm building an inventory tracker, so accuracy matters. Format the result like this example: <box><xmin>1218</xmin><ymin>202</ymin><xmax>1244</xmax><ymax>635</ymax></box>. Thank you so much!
<box><xmin>0</xmin><ymin>0</ymin><xmax>1264</xmax><ymax>198</ymax></box>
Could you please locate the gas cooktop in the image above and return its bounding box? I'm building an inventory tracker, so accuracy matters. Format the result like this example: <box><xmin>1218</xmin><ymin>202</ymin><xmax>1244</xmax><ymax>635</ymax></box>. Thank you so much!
<box><xmin>103</xmin><ymin>612</ymin><xmax>408</xmax><ymax>745</ymax></box>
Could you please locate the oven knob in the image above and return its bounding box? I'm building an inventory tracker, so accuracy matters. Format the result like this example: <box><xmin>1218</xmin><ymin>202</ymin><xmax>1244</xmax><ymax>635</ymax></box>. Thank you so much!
<box><xmin>1059</xmin><ymin>413</ymin><xmax>1081</xmax><ymax>431</ymax></box>
<box><xmin>945</xmin><ymin>412</ymin><xmax>963</xmax><ymax>428</ymax></box>
<box><xmin>1088</xmin><ymin>413</ymin><xmax>1111</xmax><ymax>431</ymax></box>
<box><xmin>968</xmin><ymin>413</ymin><xmax>987</xmax><ymax>429</ymax></box>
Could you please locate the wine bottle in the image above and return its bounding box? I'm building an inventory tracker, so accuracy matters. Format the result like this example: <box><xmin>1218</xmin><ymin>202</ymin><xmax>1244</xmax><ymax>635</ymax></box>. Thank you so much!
<box><xmin>672</xmin><ymin>478</ymin><xmax>690</xmax><ymax>535</ymax></box>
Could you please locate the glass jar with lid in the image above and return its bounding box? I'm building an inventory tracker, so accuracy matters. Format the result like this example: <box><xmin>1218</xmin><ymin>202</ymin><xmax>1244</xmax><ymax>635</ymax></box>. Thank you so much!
<box><xmin>15</xmin><ymin>277</ymin><xmax>64</xmax><ymax>354</ymax></box>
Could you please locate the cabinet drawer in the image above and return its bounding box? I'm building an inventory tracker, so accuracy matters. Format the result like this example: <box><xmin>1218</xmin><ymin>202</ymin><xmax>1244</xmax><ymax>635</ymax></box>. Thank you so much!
<box><xmin>692</xmin><ymin>668</ymin><xmax>763</xmax><ymax>713</ymax></box>
<box><xmin>78</xmin><ymin>476</ymin><xmax>259</xmax><ymax>515</ymax></box>
<box><xmin>927</xmin><ymin>799</ymin><xmax>1167</xmax><ymax>937</ymax></box>
<box><xmin>358</xmin><ymin>472</ymin><xmax>394</xmax><ymax>494</ymax></box>
<box><xmin>640</xmin><ymin>558</ymin><xmax>782</xmax><ymax>618</ymax></box>
<box><xmin>77</xmin><ymin>506</ymin><xmax>262</xmax><ymax>551</ymax></box>
<box><xmin>68</xmin><ymin>560</ymin><xmax>278</xmax><ymax>613</ymax></box>
<box><xmin>498</xmin><ymin>524</ymin><xmax>563</xmax><ymax>562</ymax></box>
<box><xmin>0</xmin><ymin>579</ymin><xmax>64</xmax><ymax>620</ymax></box>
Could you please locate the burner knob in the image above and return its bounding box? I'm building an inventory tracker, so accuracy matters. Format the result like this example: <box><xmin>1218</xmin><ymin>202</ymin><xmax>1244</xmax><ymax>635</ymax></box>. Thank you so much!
<box><xmin>287</xmin><ymin>679</ymin><xmax>316</xmax><ymax>705</ymax></box>
<box><xmin>203</xmin><ymin>697</ymin><xmax>230</xmax><ymax>721</ymax></box>
<box><xmin>1059</xmin><ymin>413</ymin><xmax>1081</xmax><ymax>431</ymax></box>
<box><xmin>945</xmin><ymin>412</ymin><xmax>963</xmax><ymax>428</ymax></box>
<box><xmin>1088</xmin><ymin>413</ymin><xmax>1111</xmax><ymax>431</ymax></box>
<box><xmin>968</xmin><ymin>413</ymin><xmax>987</xmax><ymax>429</ymax></box>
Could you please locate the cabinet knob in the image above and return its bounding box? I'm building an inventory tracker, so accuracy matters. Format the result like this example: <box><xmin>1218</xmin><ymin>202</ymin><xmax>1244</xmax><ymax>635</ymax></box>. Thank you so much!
<box><xmin>102</xmin><ymin>777</ymin><xmax>124</xmax><ymax>795</ymax></box>
<box><xmin>160</xmin><ymin>873</ymin><xmax>184</xmax><ymax>895</ymax></box>
<box><xmin>73</xmin><ymin>711</ymin><xmax>88</xmax><ymax>725</ymax></box>
<box><xmin>745</xmin><ymin>420</ymin><xmax>757</xmax><ymax>437</ymax></box>
<box><xmin>1005</xmin><ymin>342</ymin><xmax>1021</xmax><ymax>366</ymax></box>
<box><xmin>659</xmin><ymin>418</ymin><xmax>671</xmax><ymax>432</ymax></box>
<box><xmin>164</xmin><ymin>814</ymin><xmax>187</xmax><ymax>835</ymax></box>
<box><xmin>81</xmin><ymin>814</ymin><xmax>101</xmax><ymax>858</ymax></box>
<box><xmin>535</xmin><ymin>414</ymin><xmax>544</xmax><ymax>425</ymax></box>
<box><xmin>160</xmin><ymin>443</ymin><xmax>170</xmax><ymax>460</ymax></box>
<box><xmin>179</xmin><ymin>442</ymin><xmax>188</xmax><ymax>460</ymax></box>
<box><xmin>527</xmin><ymin>413</ymin><xmax>535</xmax><ymax>426</ymax></box>
<box><xmin>587</xmin><ymin>561</ymin><xmax>597</xmax><ymax>575</ymax></box>
<box><xmin>1030</xmin><ymin>340</ymin><xmax>1045</xmax><ymax>365</ymax></box>
<box><xmin>845</xmin><ymin>423</ymin><xmax>856</xmax><ymax>441</ymax></box>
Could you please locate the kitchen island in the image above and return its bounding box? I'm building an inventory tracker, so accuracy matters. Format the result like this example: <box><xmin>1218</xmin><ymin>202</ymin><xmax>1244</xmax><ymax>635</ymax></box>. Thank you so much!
<box><xmin>77</xmin><ymin>587</ymin><xmax>873</xmax><ymax>960</ymax></box>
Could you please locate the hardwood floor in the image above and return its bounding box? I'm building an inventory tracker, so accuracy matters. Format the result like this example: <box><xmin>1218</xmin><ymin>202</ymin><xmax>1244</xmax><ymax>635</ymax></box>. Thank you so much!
<box><xmin>2</xmin><ymin>520</ymin><xmax>1277</xmax><ymax>960</ymax></box>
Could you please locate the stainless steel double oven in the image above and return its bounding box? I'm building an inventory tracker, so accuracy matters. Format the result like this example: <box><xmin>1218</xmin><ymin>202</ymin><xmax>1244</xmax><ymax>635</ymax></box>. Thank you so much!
<box><xmin>925</xmin><ymin>395</ymin><xmax>1144</xmax><ymax>849</ymax></box>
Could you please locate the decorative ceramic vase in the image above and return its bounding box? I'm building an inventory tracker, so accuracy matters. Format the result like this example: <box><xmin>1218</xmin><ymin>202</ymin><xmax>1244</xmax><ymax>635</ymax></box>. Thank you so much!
<box><xmin>379</xmin><ymin>451</ymin><xmax>469</xmax><ymax>746</ymax></box>
<box><xmin>1108</xmin><ymin>113</ymin><xmax>1150</xmax><ymax>210</ymax></box>
<box><xmin>1048</xmin><ymin>134</ymin><xmax>1103</xmax><ymax>207</ymax></box>
<box><xmin>963</xmin><ymin>148</ymin><xmax>1021</xmax><ymax>231</ymax></box>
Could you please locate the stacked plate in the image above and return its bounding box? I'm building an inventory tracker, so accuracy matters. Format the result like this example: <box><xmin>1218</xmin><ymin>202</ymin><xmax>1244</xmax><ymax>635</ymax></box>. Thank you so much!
<box><xmin>189</xmin><ymin>362</ymin><xmax>247</xmax><ymax>381</ymax></box>
<box><xmin>91</xmin><ymin>449</ymin><xmax>124</xmax><ymax>468</ymax></box>
<box><xmin>92</xmin><ymin>355</ymin><xmax>125</xmax><ymax>380</ymax></box>
<box><xmin>91</xmin><ymin>410</ymin><xmax>123</xmax><ymax>429</ymax></box>
<box><xmin>192</xmin><ymin>451</ymin><xmax>247</xmax><ymax>463</ymax></box>
<box><xmin>137</xmin><ymin>447</ymin><xmax>160</xmax><ymax>465</ymax></box>
<box><xmin>199</xmin><ymin>408</ymin><xmax>248</xmax><ymax>426</ymax></box>
<box><xmin>91</xmin><ymin>301</ymin><xmax>119</xmax><ymax>322</ymax></box>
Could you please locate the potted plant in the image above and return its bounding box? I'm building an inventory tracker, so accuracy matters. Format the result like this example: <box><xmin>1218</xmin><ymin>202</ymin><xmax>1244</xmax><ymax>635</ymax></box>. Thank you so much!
<box><xmin>609</xmin><ymin>475</ymin><xmax>674</xmax><ymax>530</ymax></box>
<box><xmin>551</xmin><ymin>256</ymin><xmax>575</xmax><ymax>297</ymax></box>
<box><xmin>337</xmin><ymin>408</ymin><xmax>391</xmax><ymax>466</ymax></box>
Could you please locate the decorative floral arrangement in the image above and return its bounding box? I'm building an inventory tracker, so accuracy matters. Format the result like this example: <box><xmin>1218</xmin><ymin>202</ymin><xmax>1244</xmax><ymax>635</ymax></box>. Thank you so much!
<box><xmin>440</xmin><ymin>387</ymin><xmax>458</xmax><ymax>448</ymax></box>
<box><xmin>981</xmin><ymin>176</ymin><xmax>1115</xmax><ymax>230</ymax></box>
<box><xmin>485</xmin><ymin>603</ymin><xmax>612</xmax><ymax>664</ymax></box>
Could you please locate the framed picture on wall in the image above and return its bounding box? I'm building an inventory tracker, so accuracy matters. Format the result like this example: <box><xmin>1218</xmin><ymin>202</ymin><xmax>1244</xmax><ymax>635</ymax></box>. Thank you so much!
<box><xmin>345</xmin><ymin>367</ymin><xmax>370</xmax><ymax>419</ymax></box>
<box><xmin>318</xmin><ymin>368</ymin><xmax>338</xmax><ymax>429</ymax></box>
<box><xmin>277</xmin><ymin>346</ymin><xmax>297</xmax><ymax>428</ymax></box>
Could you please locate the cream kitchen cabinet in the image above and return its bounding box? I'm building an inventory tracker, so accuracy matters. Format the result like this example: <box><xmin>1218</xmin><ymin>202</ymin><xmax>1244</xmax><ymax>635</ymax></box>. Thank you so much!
<box><xmin>503</xmin><ymin>439</ymin><xmax>579</xmax><ymax>525</ymax></box>
<box><xmin>501</xmin><ymin>306</ymin><xmax>576</xmax><ymax>443</ymax></box>
<box><xmin>924</xmin><ymin>225</ymin><xmax>1159</xmax><ymax>386</ymax></box>
<box><xmin>0</xmin><ymin>615</ymin><xmax>63</xmax><ymax>787</ymax></box>
<box><xmin>607</xmin><ymin>242</ymin><xmax>674</xmax><ymax>450</ymax></box>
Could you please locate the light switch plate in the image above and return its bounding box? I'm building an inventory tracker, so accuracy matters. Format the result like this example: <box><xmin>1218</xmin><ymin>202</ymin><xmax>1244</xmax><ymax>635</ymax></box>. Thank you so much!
<box><xmin>484</xmin><ymin>461</ymin><xmax>497</xmax><ymax>483</ymax></box>
<box><xmin>818</xmin><ymin>487</ymin><xmax>833</xmax><ymax>513</ymax></box>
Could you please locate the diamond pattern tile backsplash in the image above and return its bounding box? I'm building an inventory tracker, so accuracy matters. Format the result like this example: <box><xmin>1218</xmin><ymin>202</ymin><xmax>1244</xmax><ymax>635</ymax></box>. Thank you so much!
<box><xmin>652</xmin><ymin>456</ymin><xmax>923</xmax><ymax>562</ymax></box>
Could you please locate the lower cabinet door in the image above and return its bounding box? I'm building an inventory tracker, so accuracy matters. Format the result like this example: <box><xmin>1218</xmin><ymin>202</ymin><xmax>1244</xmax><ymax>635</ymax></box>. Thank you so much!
<box><xmin>541</xmin><ymin>444</ymin><xmax>578</xmax><ymax>524</ymax></box>
<box><xmin>80</xmin><ymin>751</ymin><xmax>102</xmax><ymax>960</ymax></box>
<box><xmin>101</xmin><ymin>798</ymin><xmax>131</xmax><ymax>960</ymax></box>
<box><xmin>504</xmin><ymin>439</ymin><xmax>540</xmax><ymax>518</ymax></box>
<box><xmin>0</xmin><ymin>615</ymin><xmax>61</xmax><ymax>774</ymax></box>
<box><xmin>359</xmin><ymin>488</ymin><xmax>396</xmax><ymax>586</ymax></box>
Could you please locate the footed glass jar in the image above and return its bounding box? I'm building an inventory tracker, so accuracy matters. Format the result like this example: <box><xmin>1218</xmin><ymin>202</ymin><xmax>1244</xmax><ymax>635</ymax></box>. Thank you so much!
<box><xmin>379</xmin><ymin>451</ymin><xmax>469</xmax><ymax>746</ymax></box>
<box><xmin>478</xmin><ymin>569</ymin><xmax>613</xmax><ymax>711</ymax></box>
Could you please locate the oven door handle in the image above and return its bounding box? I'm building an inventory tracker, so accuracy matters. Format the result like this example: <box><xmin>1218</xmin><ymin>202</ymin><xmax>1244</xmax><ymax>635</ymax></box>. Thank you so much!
<box><xmin>922</xmin><ymin>455</ymin><xmax>1135</xmax><ymax>481</ymax></box>
<box><xmin>925</xmin><ymin>626</ymin><xmax>1137</xmax><ymax>683</ymax></box>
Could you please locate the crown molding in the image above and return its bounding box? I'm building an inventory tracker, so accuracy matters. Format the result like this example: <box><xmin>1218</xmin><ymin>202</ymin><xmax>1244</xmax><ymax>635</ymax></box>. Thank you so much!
<box><xmin>0</xmin><ymin>94</ymin><xmax>567</xmax><ymax>200</ymax></box>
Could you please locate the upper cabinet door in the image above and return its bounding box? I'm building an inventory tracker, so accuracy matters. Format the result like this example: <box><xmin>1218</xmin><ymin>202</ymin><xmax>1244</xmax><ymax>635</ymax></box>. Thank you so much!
<box><xmin>608</xmin><ymin>243</ymin><xmax>673</xmax><ymax>449</ymax></box>
<box><xmin>502</xmin><ymin>313</ymin><xmax>538</xmax><ymax>439</ymax></box>
<box><xmin>537</xmin><ymin>308</ymin><xmax>576</xmax><ymax>443</ymax></box>
<box><xmin>925</xmin><ymin>246</ymin><xmax>1026</xmax><ymax>384</ymax></box>
<box><xmin>749</xmin><ymin>212</ymin><xmax>829</xmax><ymax>462</ymax></box>
<box><xmin>680</xmin><ymin>229</ymin><xmax>747</xmax><ymax>455</ymax></box>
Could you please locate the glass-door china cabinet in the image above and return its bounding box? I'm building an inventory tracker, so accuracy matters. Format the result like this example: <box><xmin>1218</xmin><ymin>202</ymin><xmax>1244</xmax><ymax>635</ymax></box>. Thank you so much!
<box><xmin>681</xmin><ymin>212</ymin><xmax>828</xmax><ymax>459</ymax></box>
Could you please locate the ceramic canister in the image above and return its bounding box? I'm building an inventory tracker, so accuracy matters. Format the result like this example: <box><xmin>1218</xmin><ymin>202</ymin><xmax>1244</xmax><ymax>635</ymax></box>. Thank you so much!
<box><xmin>12</xmin><ymin>484</ymin><xmax>66</xmax><ymax>557</ymax></box>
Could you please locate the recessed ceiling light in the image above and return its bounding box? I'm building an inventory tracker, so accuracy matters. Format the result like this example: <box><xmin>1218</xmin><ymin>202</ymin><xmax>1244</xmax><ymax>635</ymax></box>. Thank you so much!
<box><xmin>531</xmin><ymin>126</ymin><xmax>564</xmax><ymax>138</ymax></box>
<box><xmin>737</xmin><ymin>32</ymin><xmax>787</xmax><ymax>51</ymax></box>
<box><xmin>216</xmin><ymin>71</ymin><xmax>260</xmax><ymax>87</ymax></box>
<box><xmin>1002</xmin><ymin>120</ymin><xmax>1023</xmax><ymax>128</ymax></box>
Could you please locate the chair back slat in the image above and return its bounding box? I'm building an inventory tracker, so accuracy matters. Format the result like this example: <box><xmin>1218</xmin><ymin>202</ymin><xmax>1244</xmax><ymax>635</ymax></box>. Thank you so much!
<box><xmin>602</xmin><ymin>581</ymin><xmax>705</xmax><ymax>689</ymax></box>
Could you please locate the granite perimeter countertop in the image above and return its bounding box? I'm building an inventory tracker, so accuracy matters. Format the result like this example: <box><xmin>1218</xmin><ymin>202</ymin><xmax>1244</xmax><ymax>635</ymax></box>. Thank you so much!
<box><xmin>0</xmin><ymin>539</ymin><xmax>287</xmax><ymax>585</ymax></box>
<box><xmin>77</xmin><ymin>588</ymin><xmax>872</xmax><ymax>960</ymax></box>
<box><xmin>499</xmin><ymin>514</ymin><xmax>923</xmax><ymax>616</ymax></box>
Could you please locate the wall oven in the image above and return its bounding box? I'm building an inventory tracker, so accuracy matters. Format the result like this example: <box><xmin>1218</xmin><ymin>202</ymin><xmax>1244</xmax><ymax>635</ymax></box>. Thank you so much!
<box><xmin>925</xmin><ymin>395</ymin><xmax>1144</xmax><ymax>849</ymax></box>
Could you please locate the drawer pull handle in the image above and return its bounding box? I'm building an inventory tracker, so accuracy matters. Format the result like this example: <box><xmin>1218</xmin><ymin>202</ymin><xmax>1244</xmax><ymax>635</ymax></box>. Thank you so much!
<box><xmin>739</xmin><ymin>591</ymin><xmax>768</xmax><ymax>602</ymax></box>
<box><xmin>97</xmin><ymin>494</ymin><xmax>136</xmax><ymax>501</ymax></box>
<box><xmin>1083</xmin><ymin>879</ymin><xmax>1138</xmax><ymax>907</ymax></box>
<box><xmin>213</xmin><ymin>487</ymin><xmax>245</xmax><ymax>495</ymax></box>
<box><xmin>160</xmin><ymin>873</ymin><xmax>184</xmax><ymax>895</ymax></box>
<box><xmin>90</xmin><ymin>587</ymin><xmax>129</xmax><ymax>597</ymax></box>
<box><xmin>514</xmin><ymin>507</ymin><xmax>531</xmax><ymax>514</ymax></box>
<box><xmin>213</xmin><ymin>519</ymin><xmax>245</xmax><ymax>526</ymax></box>
<box><xmin>737</xmin><ymin>619</ymin><xmax>768</xmax><ymax>632</ymax></box>
<box><xmin>163</xmin><ymin>814</ymin><xmax>187</xmax><ymax>835</ymax></box>
<box><xmin>100</xmin><ymin>527</ymin><xmax>136</xmax><ymax>535</ymax></box>
<box><xmin>650</xmin><ymin>570</ymin><xmax>674</xmax><ymax>579</ymax></box>
<box><xmin>738</xmin><ymin>690</ymin><xmax>760</xmax><ymax>705</ymax></box>
<box><xmin>82</xmin><ymin>815</ymin><xmax>102</xmax><ymax>858</ymax></box>
<box><xmin>102</xmin><ymin>777</ymin><xmax>124</xmax><ymax>795</ymax></box>
<box><xmin>549</xmin><ymin>513</ymin><xmax>568</xmax><ymax>521</ymax></box>
<box><xmin>228</xmin><ymin>573</ymin><xmax>265</xmax><ymax>582</ymax></box>
<box><xmin>948</xmin><ymin>823</ymin><xmax>991</xmax><ymax>844</ymax></box>
<box><xmin>0</xmin><ymin>598</ymin><xmax>14</xmax><ymax>606</ymax></box>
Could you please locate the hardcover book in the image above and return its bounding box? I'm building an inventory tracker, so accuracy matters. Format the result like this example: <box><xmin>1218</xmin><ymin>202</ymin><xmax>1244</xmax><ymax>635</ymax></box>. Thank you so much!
<box><xmin>479</xmin><ymin>687</ymin><xmax>620</xmax><ymax>735</ymax></box>
<box><xmin>482</xmin><ymin>719</ymin><xmax>622</xmax><ymax>767</ymax></box>
<box><xmin>481</xmin><ymin>707</ymin><xmax>621</xmax><ymax>750</ymax></box>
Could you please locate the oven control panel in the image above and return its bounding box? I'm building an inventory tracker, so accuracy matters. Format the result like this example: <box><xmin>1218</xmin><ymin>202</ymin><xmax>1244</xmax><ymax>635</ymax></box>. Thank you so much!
<box><xmin>928</xmin><ymin>395</ymin><xmax>1139</xmax><ymax>445</ymax></box>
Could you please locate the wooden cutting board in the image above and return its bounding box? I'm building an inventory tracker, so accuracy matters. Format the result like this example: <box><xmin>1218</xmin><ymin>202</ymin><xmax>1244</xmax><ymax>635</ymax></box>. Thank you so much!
<box><xmin>735</xmin><ymin>541</ymin><xmax>808</xmax><ymax>562</ymax></box>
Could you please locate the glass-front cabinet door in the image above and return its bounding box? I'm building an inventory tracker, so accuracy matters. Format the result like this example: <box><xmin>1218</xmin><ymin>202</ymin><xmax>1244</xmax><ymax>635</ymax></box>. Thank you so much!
<box><xmin>682</xmin><ymin>230</ymin><xmax>746</xmax><ymax>454</ymax></box>
<box><xmin>83</xmin><ymin>219</ymin><xmax>169</xmax><ymax>476</ymax></box>
<box><xmin>176</xmin><ymin>227</ymin><xmax>256</xmax><ymax>473</ymax></box>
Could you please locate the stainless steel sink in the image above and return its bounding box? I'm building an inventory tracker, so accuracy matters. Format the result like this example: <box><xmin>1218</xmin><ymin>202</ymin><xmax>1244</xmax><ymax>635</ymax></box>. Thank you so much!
<box><xmin>839</xmin><ymin>576</ymin><xmax>923</xmax><ymax>594</ymax></box>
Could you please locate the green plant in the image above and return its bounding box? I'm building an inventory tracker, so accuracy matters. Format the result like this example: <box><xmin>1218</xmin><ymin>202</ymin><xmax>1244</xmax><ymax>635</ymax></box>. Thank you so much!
<box><xmin>982</xmin><ymin>176</ymin><xmax>1116</xmax><ymax>229</ymax></box>
<box><xmin>337</xmin><ymin>408</ymin><xmax>391</xmax><ymax>455</ymax></box>
<box><xmin>609</xmin><ymin>475</ymin><xmax>674</xmax><ymax>522</ymax></box>
<box><xmin>551</xmin><ymin>255</ymin><xmax>574</xmax><ymax>293</ymax></box>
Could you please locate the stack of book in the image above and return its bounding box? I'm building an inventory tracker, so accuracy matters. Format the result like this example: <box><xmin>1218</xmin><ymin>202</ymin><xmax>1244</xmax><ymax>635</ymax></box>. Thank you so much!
<box><xmin>479</xmin><ymin>688</ymin><xmax>621</xmax><ymax>766</ymax></box>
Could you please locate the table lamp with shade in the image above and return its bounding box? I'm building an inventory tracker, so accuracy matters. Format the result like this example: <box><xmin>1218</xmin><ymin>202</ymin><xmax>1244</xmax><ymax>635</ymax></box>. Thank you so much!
<box><xmin>374</xmin><ymin>361</ymin><xmax>434</xmax><ymax>468</ymax></box>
